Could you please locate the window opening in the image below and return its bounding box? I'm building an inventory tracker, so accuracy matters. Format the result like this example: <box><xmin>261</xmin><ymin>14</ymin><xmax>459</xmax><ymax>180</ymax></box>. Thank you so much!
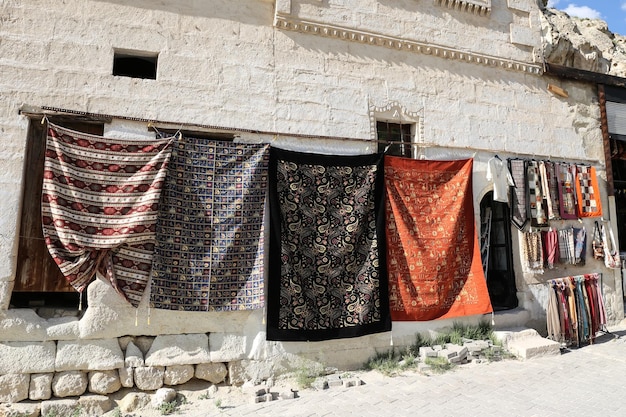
<box><xmin>113</xmin><ymin>51</ymin><xmax>158</xmax><ymax>79</ymax></box>
<box><xmin>376</xmin><ymin>121</ymin><xmax>412</xmax><ymax>157</ymax></box>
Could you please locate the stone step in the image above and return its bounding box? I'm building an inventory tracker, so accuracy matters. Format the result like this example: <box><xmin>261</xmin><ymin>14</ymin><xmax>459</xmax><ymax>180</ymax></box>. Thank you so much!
<box><xmin>494</xmin><ymin>328</ymin><xmax>561</xmax><ymax>359</ymax></box>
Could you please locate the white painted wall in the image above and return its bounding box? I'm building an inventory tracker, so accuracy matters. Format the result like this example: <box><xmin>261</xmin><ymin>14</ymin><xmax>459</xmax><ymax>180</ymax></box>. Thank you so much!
<box><xmin>0</xmin><ymin>0</ymin><xmax>621</xmax><ymax>372</ymax></box>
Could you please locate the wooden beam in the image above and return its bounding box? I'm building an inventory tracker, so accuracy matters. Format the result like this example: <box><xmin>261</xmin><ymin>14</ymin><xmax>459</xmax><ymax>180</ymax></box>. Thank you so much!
<box><xmin>545</xmin><ymin>63</ymin><xmax>626</xmax><ymax>88</ymax></box>
<box><xmin>547</xmin><ymin>83</ymin><xmax>568</xmax><ymax>98</ymax></box>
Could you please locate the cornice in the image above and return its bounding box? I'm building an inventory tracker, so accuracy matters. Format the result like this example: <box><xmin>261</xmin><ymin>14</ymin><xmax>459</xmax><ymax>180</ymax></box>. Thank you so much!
<box><xmin>274</xmin><ymin>14</ymin><xmax>542</xmax><ymax>75</ymax></box>
<box><xmin>433</xmin><ymin>0</ymin><xmax>491</xmax><ymax>16</ymax></box>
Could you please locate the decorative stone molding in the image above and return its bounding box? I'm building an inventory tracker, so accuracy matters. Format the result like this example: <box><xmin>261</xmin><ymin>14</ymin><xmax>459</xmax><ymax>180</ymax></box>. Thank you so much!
<box><xmin>434</xmin><ymin>0</ymin><xmax>491</xmax><ymax>16</ymax></box>
<box><xmin>273</xmin><ymin>15</ymin><xmax>543</xmax><ymax>76</ymax></box>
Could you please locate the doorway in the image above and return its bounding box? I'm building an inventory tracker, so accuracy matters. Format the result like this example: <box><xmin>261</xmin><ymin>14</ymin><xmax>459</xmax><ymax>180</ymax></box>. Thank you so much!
<box><xmin>480</xmin><ymin>192</ymin><xmax>518</xmax><ymax>310</ymax></box>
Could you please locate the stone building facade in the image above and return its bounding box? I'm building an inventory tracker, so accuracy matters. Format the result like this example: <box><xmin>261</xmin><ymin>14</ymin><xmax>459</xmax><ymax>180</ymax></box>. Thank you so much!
<box><xmin>0</xmin><ymin>0</ymin><xmax>622</xmax><ymax>403</ymax></box>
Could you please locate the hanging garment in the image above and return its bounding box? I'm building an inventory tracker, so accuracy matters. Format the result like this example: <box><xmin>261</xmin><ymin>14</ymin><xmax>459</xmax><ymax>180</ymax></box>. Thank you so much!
<box><xmin>508</xmin><ymin>159</ymin><xmax>528</xmax><ymax>230</ymax></box>
<box><xmin>557</xmin><ymin>163</ymin><xmax>578</xmax><ymax>220</ymax></box>
<box><xmin>544</xmin><ymin>161</ymin><xmax>561</xmax><ymax>220</ymax></box>
<box><xmin>267</xmin><ymin>148</ymin><xmax>391</xmax><ymax>341</ymax></box>
<box><xmin>558</xmin><ymin>227</ymin><xmax>575</xmax><ymax>265</ymax></box>
<box><xmin>574</xmin><ymin>277</ymin><xmax>590</xmax><ymax>344</ymax></box>
<box><xmin>149</xmin><ymin>138</ymin><xmax>269</xmax><ymax>312</ymax></box>
<box><xmin>575</xmin><ymin>165</ymin><xmax>602</xmax><ymax>218</ymax></box>
<box><xmin>41</xmin><ymin>122</ymin><xmax>173</xmax><ymax>306</ymax></box>
<box><xmin>539</xmin><ymin>161</ymin><xmax>555</xmax><ymax>219</ymax></box>
<box><xmin>566</xmin><ymin>279</ymin><xmax>579</xmax><ymax>346</ymax></box>
<box><xmin>486</xmin><ymin>156</ymin><xmax>514</xmax><ymax>203</ymax></box>
<box><xmin>385</xmin><ymin>156</ymin><xmax>492</xmax><ymax>321</ymax></box>
<box><xmin>546</xmin><ymin>284</ymin><xmax>561</xmax><ymax>342</ymax></box>
<box><xmin>573</xmin><ymin>227</ymin><xmax>586</xmax><ymax>266</ymax></box>
<box><xmin>522</xmin><ymin>231</ymin><xmax>544</xmax><ymax>273</ymax></box>
<box><xmin>527</xmin><ymin>161</ymin><xmax>548</xmax><ymax>227</ymax></box>
<box><xmin>542</xmin><ymin>229</ymin><xmax>559</xmax><ymax>269</ymax></box>
<box><xmin>592</xmin><ymin>221</ymin><xmax>605</xmax><ymax>261</ymax></box>
<box><xmin>600</xmin><ymin>222</ymin><xmax>620</xmax><ymax>269</ymax></box>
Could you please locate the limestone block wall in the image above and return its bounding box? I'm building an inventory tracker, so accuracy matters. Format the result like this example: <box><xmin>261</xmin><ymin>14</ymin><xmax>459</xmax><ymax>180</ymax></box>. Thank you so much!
<box><xmin>0</xmin><ymin>0</ymin><xmax>622</xmax><ymax>400</ymax></box>
<box><xmin>0</xmin><ymin>333</ymin><xmax>241</xmax><ymax>403</ymax></box>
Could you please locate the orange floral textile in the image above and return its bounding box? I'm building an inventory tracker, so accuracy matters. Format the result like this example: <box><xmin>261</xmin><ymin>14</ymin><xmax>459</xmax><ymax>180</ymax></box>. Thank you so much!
<box><xmin>385</xmin><ymin>156</ymin><xmax>492</xmax><ymax>321</ymax></box>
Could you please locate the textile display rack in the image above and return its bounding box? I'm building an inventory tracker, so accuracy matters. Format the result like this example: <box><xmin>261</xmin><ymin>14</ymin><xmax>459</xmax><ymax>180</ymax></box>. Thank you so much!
<box><xmin>546</xmin><ymin>273</ymin><xmax>607</xmax><ymax>347</ymax></box>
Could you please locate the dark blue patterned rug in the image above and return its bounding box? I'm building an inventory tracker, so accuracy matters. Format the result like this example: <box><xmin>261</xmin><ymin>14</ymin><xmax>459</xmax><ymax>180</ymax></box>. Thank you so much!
<box><xmin>150</xmin><ymin>138</ymin><xmax>269</xmax><ymax>311</ymax></box>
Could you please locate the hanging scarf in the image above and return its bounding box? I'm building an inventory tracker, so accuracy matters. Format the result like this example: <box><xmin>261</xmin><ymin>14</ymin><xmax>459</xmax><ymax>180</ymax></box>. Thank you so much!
<box><xmin>542</xmin><ymin>229</ymin><xmax>559</xmax><ymax>269</ymax></box>
<box><xmin>573</xmin><ymin>227</ymin><xmax>586</xmax><ymax>266</ymax></box>
<box><xmin>544</xmin><ymin>161</ymin><xmax>561</xmax><ymax>220</ymax></box>
<box><xmin>508</xmin><ymin>159</ymin><xmax>528</xmax><ymax>230</ymax></box>
<box><xmin>41</xmin><ymin>123</ymin><xmax>173</xmax><ymax>306</ymax></box>
<box><xmin>522</xmin><ymin>231</ymin><xmax>543</xmax><ymax>273</ymax></box>
<box><xmin>557</xmin><ymin>163</ymin><xmax>578</xmax><ymax>220</ymax></box>
<box><xmin>601</xmin><ymin>223</ymin><xmax>620</xmax><ymax>269</ymax></box>
<box><xmin>575</xmin><ymin>165</ymin><xmax>602</xmax><ymax>218</ymax></box>
<box><xmin>527</xmin><ymin>161</ymin><xmax>548</xmax><ymax>227</ymax></box>
<box><xmin>539</xmin><ymin>161</ymin><xmax>555</xmax><ymax>220</ymax></box>
<box><xmin>558</xmin><ymin>227</ymin><xmax>575</xmax><ymax>265</ymax></box>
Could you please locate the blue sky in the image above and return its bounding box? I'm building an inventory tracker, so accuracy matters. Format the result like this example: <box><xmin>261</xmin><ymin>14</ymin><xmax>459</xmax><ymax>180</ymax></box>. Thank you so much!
<box><xmin>547</xmin><ymin>1</ymin><xmax>626</xmax><ymax>36</ymax></box>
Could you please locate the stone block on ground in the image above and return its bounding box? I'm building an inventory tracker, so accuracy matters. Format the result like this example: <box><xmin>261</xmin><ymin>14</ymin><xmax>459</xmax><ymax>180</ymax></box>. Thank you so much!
<box><xmin>134</xmin><ymin>366</ymin><xmax>164</xmax><ymax>391</ymax></box>
<box><xmin>125</xmin><ymin>341</ymin><xmax>145</xmax><ymax>367</ymax></box>
<box><xmin>0</xmin><ymin>341</ymin><xmax>56</xmax><ymax>374</ymax></box>
<box><xmin>196</xmin><ymin>362</ymin><xmax>228</xmax><ymax>384</ymax></box>
<box><xmin>78</xmin><ymin>394</ymin><xmax>114</xmax><ymax>416</ymax></box>
<box><xmin>119</xmin><ymin>392</ymin><xmax>151</xmax><ymax>413</ymax></box>
<box><xmin>209</xmin><ymin>332</ymin><xmax>246</xmax><ymax>362</ymax></box>
<box><xmin>343</xmin><ymin>378</ymin><xmax>362</xmax><ymax>387</ymax></box>
<box><xmin>151</xmin><ymin>387</ymin><xmax>177</xmax><ymax>408</ymax></box>
<box><xmin>0</xmin><ymin>401</ymin><xmax>40</xmax><ymax>417</ymax></box>
<box><xmin>119</xmin><ymin>366</ymin><xmax>134</xmax><ymax>388</ymax></box>
<box><xmin>279</xmin><ymin>390</ymin><xmax>297</xmax><ymax>400</ymax></box>
<box><xmin>29</xmin><ymin>373</ymin><xmax>53</xmax><ymax>401</ymax></box>
<box><xmin>0</xmin><ymin>374</ymin><xmax>29</xmax><ymax>403</ymax></box>
<box><xmin>506</xmin><ymin>336</ymin><xmax>561</xmax><ymax>359</ymax></box>
<box><xmin>145</xmin><ymin>334</ymin><xmax>210</xmax><ymax>367</ymax></box>
<box><xmin>88</xmin><ymin>369</ymin><xmax>121</xmax><ymax>394</ymax></box>
<box><xmin>225</xmin><ymin>361</ymin><xmax>244</xmax><ymax>386</ymax></box>
<box><xmin>419</xmin><ymin>346</ymin><xmax>437</xmax><ymax>360</ymax></box>
<box><xmin>164</xmin><ymin>365</ymin><xmax>194</xmax><ymax>385</ymax></box>
<box><xmin>52</xmin><ymin>371</ymin><xmax>88</xmax><ymax>398</ymax></box>
<box><xmin>55</xmin><ymin>339</ymin><xmax>124</xmax><ymax>371</ymax></box>
<box><xmin>40</xmin><ymin>399</ymin><xmax>78</xmax><ymax>417</ymax></box>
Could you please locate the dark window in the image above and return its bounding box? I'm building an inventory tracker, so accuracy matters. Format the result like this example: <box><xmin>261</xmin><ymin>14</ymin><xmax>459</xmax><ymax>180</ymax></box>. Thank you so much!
<box><xmin>113</xmin><ymin>52</ymin><xmax>158</xmax><ymax>79</ymax></box>
<box><xmin>12</xmin><ymin>119</ymin><xmax>104</xmax><ymax>311</ymax></box>
<box><xmin>377</xmin><ymin>121</ymin><xmax>412</xmax><ymax>157</ymax></box>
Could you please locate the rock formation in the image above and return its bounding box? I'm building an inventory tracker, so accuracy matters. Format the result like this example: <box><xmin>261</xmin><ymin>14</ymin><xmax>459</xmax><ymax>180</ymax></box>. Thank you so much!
<box><xmin>541</xmin><ymin>6</ymin><xmax>626</xmax><ymax>76</ymax></box>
